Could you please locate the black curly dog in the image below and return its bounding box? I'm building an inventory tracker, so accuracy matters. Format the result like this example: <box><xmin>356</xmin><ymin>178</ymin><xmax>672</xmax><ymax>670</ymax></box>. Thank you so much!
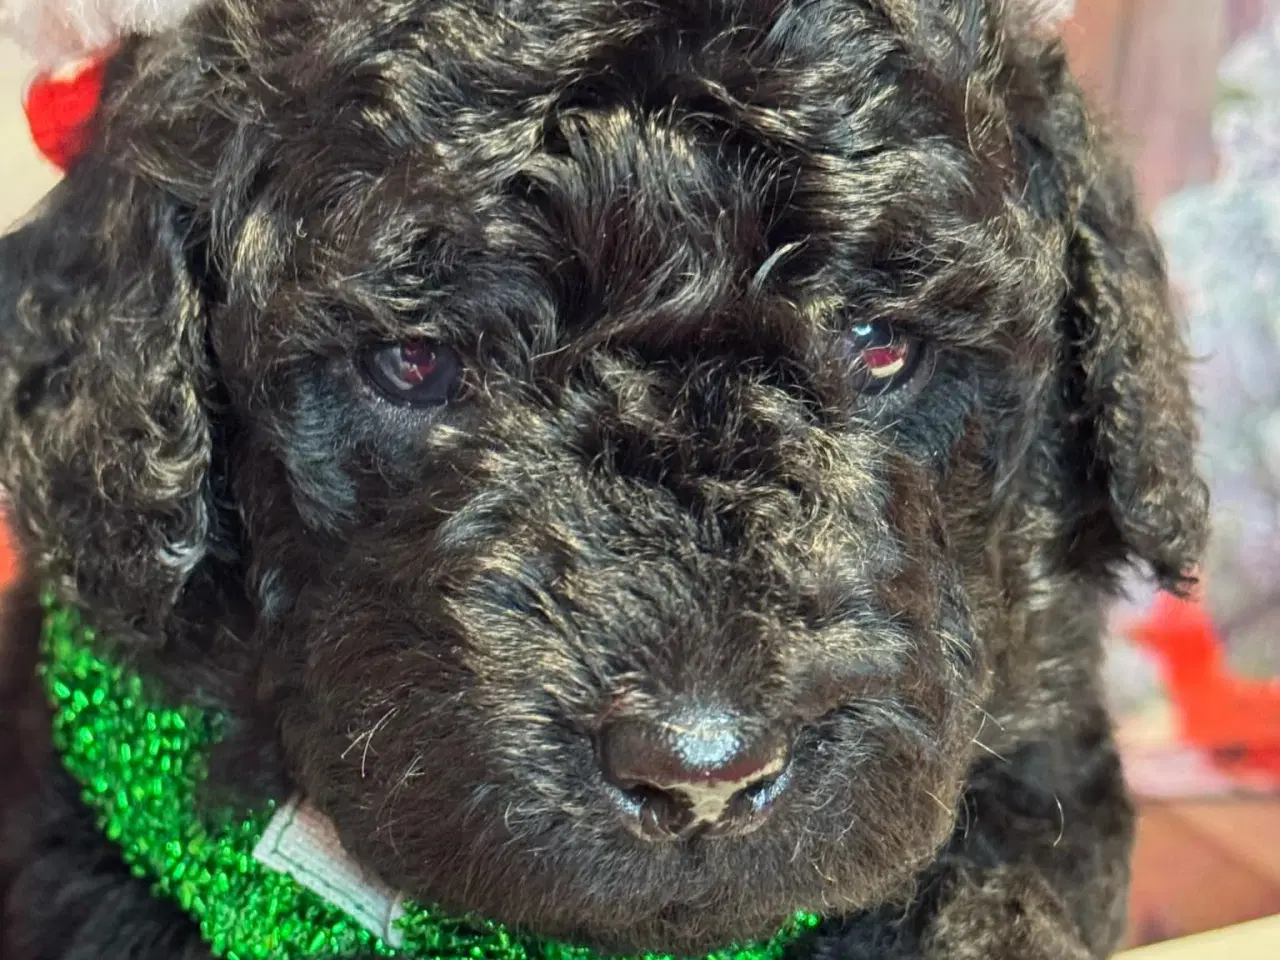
<box><xmin>0</xmin><ymin>1</ymin><xmax>1208</xmax><ymax>958</ymax></box>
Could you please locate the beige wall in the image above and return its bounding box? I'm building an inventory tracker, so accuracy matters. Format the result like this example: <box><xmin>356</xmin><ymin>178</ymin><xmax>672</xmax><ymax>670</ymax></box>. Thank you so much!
<box><xmin>1</xmin><ymin>40</ymin><xmax>60</xmax><ymax>230</ymax></box>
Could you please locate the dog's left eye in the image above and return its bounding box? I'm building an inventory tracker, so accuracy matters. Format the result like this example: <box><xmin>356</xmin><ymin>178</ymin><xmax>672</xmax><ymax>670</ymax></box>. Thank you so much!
<box><xmin>842</xmin><ymin>321</ymin><xmax>922</xmax><ymax>395</ymax></box>
<box><xmin>360</xmin><ymin>340</ymin><xmax>462</xmax><ymax>406</ymax></box>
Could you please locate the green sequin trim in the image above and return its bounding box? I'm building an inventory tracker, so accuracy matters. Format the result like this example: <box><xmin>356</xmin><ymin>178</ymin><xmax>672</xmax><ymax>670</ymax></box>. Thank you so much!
<box><xmin>40</xmin><ymin>594</ymin><xmax>820</xmax><ymax>960</ymax></box>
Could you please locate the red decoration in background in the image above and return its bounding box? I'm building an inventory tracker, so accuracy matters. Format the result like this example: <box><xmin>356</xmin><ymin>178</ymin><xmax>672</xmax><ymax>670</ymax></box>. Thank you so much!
<box><xmin>0</xmin><ymin>518</ymin><xmax>14</xmax><ymax>595</ymax></box>
<box><xmin>1128</xmin><ymin>592</ymin><xmax>1280</xmax><ymax>782</ymax></box>
<box><xmin>23</xmin><ymin>56</ymin><xmax>108</xmax><ymax>172</ymax></box>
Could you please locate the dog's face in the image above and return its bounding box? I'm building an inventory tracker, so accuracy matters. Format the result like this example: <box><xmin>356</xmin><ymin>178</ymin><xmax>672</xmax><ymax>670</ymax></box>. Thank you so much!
<box><xmin>0</xmin><ymin>0</ymin><xmax>1206</xmax><ymax>953</ymax></box>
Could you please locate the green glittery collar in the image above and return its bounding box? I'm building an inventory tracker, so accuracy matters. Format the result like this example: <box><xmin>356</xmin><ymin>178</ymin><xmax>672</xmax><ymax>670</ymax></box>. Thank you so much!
<box><xmin>40</xmin><ymin>594</ymin><xmax>820</xmax><ymax>960</ymax></box>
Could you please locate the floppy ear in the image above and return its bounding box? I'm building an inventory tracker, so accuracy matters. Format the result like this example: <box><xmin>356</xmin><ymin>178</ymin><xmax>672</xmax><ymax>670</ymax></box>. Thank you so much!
<box><xmin>1063</xmin><ymin>161</ymin><xmax>1208</xmax><ymax>590</ymax></box>
<box><xmin>1030</xmin><ymin>53</ymin><xmax>1209</xmax><ymax>593</ymax></box>
<box><xmin>0</xmin><ymin>153</ymin><xmax>223</xmax><ymax>641</ymax></box>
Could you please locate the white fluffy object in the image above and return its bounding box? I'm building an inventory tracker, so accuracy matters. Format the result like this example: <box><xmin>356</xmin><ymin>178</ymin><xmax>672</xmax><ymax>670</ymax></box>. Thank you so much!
<box><xmin>1</xmin><ymin>0</ymin><xmax>206</xmax><ymax>66</ymax></box>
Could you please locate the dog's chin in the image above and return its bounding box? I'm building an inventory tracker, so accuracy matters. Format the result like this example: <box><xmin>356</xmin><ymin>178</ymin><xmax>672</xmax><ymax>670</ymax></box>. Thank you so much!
<box><xmin>385</xmin><ymin>850</ymin><xmax>812</xmax><ymax>956</ymax></box>
<box><xmin>367</xmin><ymin>815</ymin><xmax>942</xmax><ymax>958</ymax></box>
<box><xmin>540</xmin><ymin>904</ymin><xmax>801</xmax><ymax>957</ymax></box>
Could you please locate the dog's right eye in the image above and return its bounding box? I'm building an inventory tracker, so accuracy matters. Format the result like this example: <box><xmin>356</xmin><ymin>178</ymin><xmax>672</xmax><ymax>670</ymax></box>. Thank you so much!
<box><xmin>359</xmin><ymin>340</ymin><xmax>463</xmax><ymax>407</ymax></box>
<box><xmin>841</xmin><ymin>321</ymin><xmax>925</xmax><ymax>397</ymax></box>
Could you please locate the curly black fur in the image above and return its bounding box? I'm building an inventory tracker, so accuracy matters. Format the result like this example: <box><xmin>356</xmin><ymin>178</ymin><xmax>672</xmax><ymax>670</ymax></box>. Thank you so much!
<box><xmin>0</xmin><ymin>1</ymin><xmax>1207</xmax><ymax>958</ymax></box>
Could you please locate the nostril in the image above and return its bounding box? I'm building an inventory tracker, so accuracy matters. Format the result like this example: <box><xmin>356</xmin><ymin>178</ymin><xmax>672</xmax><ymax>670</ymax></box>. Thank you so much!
<box><xmin>736</xmin><ymin>763</ymin><xmax>790</xmax><ymax>812</ymax></box>
<box><xmin>741</xmin><ymin>775</ymin><xmax>776</xmax><ymax>804</ymax></box>
<box><xmin>607</xmin><ymin>782</ymin><xmax>693</xmax><ymax>840</ymax></box>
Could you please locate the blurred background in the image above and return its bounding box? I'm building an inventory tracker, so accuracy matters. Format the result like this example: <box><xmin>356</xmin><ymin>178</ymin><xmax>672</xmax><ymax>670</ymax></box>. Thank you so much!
<box><xmin>1</xmin><ymin>0</ymin><xmax>1279</xmax><ymax>953</ymax></box>
<box><xmin>1057</xmin><ymin>0</ymin><xmax>1280</xmax><ymax>949</ymax></box>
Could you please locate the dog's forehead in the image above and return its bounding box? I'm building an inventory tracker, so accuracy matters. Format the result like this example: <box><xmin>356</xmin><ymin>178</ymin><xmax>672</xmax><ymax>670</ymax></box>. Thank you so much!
<box><xmin>203</xmin><ymin>0</ymin><xmax>1049</xmax><ymax>361</ymax></box>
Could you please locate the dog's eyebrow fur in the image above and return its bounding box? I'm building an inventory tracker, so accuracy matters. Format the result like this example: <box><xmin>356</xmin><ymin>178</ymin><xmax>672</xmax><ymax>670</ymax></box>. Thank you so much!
<box><xmin>166</xmin><ymin>0</ymin><xmax>1055</xmax><ymax>371</ymax></box>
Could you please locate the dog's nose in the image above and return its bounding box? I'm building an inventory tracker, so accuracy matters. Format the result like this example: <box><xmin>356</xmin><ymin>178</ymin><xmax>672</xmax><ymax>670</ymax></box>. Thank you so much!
<box><xmin>598</xmin><ymin>709</ymin><xmax>790</xmax><ymax>840</ymax></box>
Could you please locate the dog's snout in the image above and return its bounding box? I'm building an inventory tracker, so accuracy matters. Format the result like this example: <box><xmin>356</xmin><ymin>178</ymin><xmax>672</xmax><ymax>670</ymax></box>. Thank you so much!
<box><xmin>598</xmin><ymin>709</ymin><xmax>790</xmax><ymax>841</ymax></box>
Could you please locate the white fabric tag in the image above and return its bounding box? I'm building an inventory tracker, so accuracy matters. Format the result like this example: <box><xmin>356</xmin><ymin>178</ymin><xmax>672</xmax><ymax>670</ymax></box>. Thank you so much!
<box><xmin>253</xmin><ymin>795</ymin><xmax>407</xmax><ymax>948</ymax></box>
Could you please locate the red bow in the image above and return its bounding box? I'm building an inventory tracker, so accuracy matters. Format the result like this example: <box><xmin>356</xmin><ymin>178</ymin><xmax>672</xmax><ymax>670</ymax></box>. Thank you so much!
<box><xmin>23</xmin><ymin>56</ymin><xmax>108</xmax><ymax>172</ymax></box>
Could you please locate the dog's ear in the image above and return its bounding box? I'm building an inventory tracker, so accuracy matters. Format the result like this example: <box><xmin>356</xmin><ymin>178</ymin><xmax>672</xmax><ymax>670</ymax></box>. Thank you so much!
<box><xmin>0</xmin><ymin>154</ymin><xmax>223</xmax><ymax>641</ymax></box>
<box><xmin>1024</xmin><ymin>50</ymin><xmax>1209</xmax><ymax>593</ymax></box>
<box><xmin>1064</xmin><ymin>162</ymin><xmax>1208</xmax><ymax>590</ymax></box>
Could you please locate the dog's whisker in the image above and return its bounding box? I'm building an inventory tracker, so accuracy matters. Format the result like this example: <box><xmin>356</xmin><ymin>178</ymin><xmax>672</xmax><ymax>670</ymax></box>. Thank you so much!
<box><xmin>340</xmin><ymin>707</ymin><xmax>399</xmax><ymax>780</ymax></box>
<box><xmin>968</xmin><ymin>700</ymin><xmax>1007</xmax><ymax>732</ymax></box>
<box><xmin>971</xmin><ymin>737</ymin><xmax>1008</xmax><ymax>763</ymax></box>
<box><xmin>922</xmin><ymin>789</ymin><xmax>953</xmax><ymax>817</ymax></box>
